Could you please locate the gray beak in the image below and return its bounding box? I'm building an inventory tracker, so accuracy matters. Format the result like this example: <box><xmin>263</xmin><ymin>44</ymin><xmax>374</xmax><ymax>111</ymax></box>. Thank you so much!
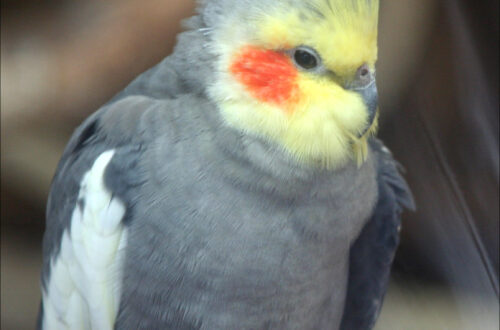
<box><xmin>356</xmin><ymin>81</ymin><xmax>378</xmax><ymax>136</ymax></box>
<box><xmin>345</xmin><ymin>64</ymin><xmax>378</xmax><ymax>137</ymax></box>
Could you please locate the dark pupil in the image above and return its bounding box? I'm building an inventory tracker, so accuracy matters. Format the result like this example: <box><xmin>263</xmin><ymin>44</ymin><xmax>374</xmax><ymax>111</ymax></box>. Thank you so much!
<box><xmin>294</xmin><ymin>50</ymin><xmax>317</xmax><ymax>69</ymax></box>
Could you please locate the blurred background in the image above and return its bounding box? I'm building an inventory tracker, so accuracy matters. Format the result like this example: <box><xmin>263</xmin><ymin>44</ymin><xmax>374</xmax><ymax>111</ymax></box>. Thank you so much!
<box><xmin>1</xmin><ymin>0</ymin><xmax>498</xmax><ymax>329</ymax></box>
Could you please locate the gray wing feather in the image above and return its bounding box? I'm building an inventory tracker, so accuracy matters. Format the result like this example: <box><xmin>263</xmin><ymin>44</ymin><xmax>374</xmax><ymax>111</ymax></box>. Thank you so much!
<box><xmin>340</xmin><ymin>138</ymin><xmax>415</xmax><ymax>330</ymax></box>
<box><xmin>38</xmin><ymin>25</ymin><xmax>201</xmax><ymax>322</ymax></box>
<box><xmin>41</xmin><ymin>111</ymin><xmax>109</xmax><ymax>290</ymax></box>
<box><xmin>38</xmin><ymin>93</ymin><xmax>166</xmax><ymax>328</ymax></box>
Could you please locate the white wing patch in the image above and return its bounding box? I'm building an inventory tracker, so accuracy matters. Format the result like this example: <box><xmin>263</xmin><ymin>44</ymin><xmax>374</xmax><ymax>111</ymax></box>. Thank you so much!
<box><xmin>43</xmin><ymin>150</ymin><xmax>128</xmax><ymax>330</ymax></box>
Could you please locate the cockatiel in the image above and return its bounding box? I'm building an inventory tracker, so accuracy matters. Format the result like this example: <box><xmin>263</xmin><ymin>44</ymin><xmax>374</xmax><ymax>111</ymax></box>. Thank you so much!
<box><xmin>38</xmin><ymin>0</ymin><xmax>414</xmax><ymax>329</ymax></box>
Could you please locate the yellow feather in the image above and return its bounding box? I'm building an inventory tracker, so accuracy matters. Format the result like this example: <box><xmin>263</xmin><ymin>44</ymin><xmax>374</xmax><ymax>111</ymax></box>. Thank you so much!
<box><xmin>208</xmin><ymin>0</ymin><xmax>380</xmax><ymax>169</ymax></box>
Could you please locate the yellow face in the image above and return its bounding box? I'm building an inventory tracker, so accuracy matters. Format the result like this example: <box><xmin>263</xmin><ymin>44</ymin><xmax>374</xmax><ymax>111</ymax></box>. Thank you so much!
<box><xmin>208</xmin><ymin>0</ymin><xmax>379</xmax><ymax>169</ymax></box>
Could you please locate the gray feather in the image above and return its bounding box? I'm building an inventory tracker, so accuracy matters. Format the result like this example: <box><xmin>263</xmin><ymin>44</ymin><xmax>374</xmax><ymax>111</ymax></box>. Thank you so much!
<box><xmin>340</xmin><ymin>138</ymin><xmax>415</xmax><ymax>330</ymax></box>
<box><xmin>43</xmin><ymin>89</ymin><xmax>379</xmax><ymax>329</ymax></box>
<box><xmin>40</xmin><ymin>3</ymin><xmax>409</xmax><ymax>329</ymax></box>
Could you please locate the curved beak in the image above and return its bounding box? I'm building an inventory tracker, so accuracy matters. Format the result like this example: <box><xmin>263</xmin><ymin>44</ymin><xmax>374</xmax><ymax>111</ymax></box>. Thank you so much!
<box><xmin>350</xmin><ymin>80</ymin><xmax>378</xmax><ymax>137</ymax></box>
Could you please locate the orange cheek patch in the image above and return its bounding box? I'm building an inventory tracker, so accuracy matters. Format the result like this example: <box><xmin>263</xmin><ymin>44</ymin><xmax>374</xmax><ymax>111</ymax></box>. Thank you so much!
<box><xmin>230</xmin><ymin>47</ymin><xmax>299</xmax><ymax>108</ymax></box>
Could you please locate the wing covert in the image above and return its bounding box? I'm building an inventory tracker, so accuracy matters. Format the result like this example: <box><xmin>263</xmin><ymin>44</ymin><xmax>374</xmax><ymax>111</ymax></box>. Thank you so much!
<box><xmin>38</xmin><ymin>97</ymin><xmax>153</xmax><ymax>329</ymax></box>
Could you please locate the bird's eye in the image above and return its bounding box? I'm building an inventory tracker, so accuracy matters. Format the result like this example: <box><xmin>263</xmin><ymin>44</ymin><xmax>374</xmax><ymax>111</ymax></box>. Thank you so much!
<box><xmin>293</xmin><ymin>47</ymin><xmax>319</xmax><ymax>70</ymax></box>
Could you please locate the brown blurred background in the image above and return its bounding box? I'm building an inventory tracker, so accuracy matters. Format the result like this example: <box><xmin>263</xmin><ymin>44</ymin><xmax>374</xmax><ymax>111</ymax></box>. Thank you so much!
<box><xmin>1</xmin><ymin>0</ymin><xmax>498</xmax><ymax>329</ymax></box>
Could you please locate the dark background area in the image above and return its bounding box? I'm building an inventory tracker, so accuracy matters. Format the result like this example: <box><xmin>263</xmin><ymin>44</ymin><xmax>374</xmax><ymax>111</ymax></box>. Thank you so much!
<box><xmin>1</xmin><ymin>0</ymin><xmax>498</xmax><ymax>329</ymax></box>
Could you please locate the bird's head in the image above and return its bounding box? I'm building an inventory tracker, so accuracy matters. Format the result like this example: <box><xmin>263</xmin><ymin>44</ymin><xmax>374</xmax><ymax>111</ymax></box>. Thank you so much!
<box><xmin>202</xmin><ymin>0</ymin><xmax>379</xmax><ymax>169</ymax></box>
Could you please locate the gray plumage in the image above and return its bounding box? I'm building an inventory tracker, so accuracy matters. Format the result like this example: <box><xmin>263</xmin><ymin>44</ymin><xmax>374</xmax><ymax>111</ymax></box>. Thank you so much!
<box><xmin>39</xmin><ymin>2</ymin><xmax>414</xmax><ymax>329</ymax></box>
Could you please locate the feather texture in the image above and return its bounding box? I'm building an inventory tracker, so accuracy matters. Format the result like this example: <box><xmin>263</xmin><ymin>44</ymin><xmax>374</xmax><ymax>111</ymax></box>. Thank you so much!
<box><xmin>340</xmin><ymin>138</ymin><xmax>415</xmax><ymax>329</ymax></box>
<box><xmin>41</xmin><ymin>150</ymin><xmax>127</xmax><ymax>329</ymax></box>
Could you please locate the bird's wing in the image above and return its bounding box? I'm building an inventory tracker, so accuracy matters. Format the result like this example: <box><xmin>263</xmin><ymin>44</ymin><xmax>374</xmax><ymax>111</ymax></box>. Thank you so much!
<box><xmin>340</xmin><ymin>138</ymin><xmax>415</xmax><ymax>330</ymax></box>
<box><xmin>38</xmin><ymin>95</ymin><xmax>162</xmax><ymax>330</ymax></box>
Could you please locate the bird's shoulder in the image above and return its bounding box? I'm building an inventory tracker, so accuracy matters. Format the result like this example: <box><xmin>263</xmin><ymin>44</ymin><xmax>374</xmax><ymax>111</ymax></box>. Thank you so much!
<box><xmin>45</xmin><ymin>94</ymin><xmax>169</xmax><ymax>221</ymax></box>
<box><xmin>39</xmin><ymin>92</ymin><xmax>196</xmax><ymax>329</ymax></box>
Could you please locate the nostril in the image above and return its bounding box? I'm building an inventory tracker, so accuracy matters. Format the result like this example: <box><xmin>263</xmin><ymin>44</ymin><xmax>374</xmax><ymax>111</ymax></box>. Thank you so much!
<box><xmin>347</xmin><ymin>64</ymin><xmax>375</xmax><ymax>90</ymax></box>
<box><xmin>354</xmin><ymin>64</ymin><xmax>373</xmax><ymax>88</ymax></box>
<box><xmin>357</xmin><ymin>64</ymin><xmax>370</xmax><ymax>78</ymax></box>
